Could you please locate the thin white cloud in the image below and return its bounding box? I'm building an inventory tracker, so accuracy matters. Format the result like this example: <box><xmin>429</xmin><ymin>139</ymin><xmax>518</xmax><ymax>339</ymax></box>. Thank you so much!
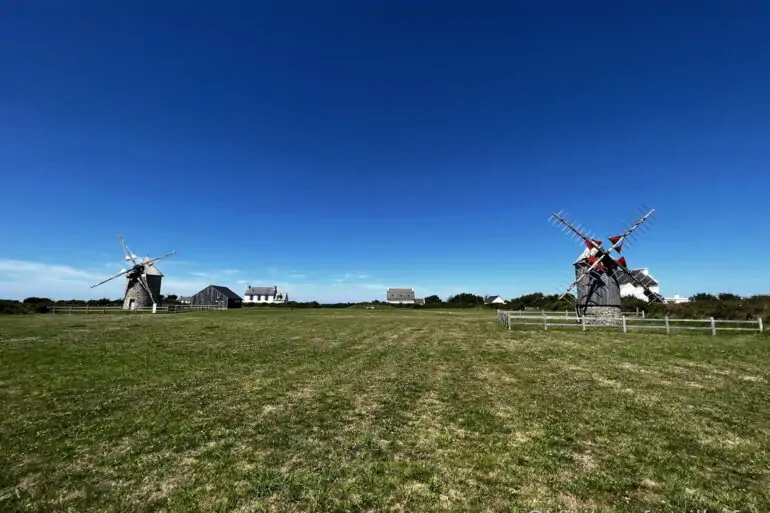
<box><xmin>0</xmin><ymin>259</ymin><xmax>94</xmax><ymax>279</ymax></box>
<box><xmin>0</xmin><ymin>259</ymin><xmax>121</xmax><ymax>300</ymax></box>
<box><xmin>0</xmin><ymin>259</ymin><xmax>500</xmax><ymax>303</ymax></box>
<box><xmin>331</xmin><ymin>272</ymin><xmax>369</xmax><ymax>283</ymax></box>
<box><xmin>189</xmin><ymin>271</ymin><xmax>215</xmax><ymax>278</ymax></box>
<box><xmin>0</xmin><ymin>259</ymin><xmax>244</xmax><ymax>301</ymax></box>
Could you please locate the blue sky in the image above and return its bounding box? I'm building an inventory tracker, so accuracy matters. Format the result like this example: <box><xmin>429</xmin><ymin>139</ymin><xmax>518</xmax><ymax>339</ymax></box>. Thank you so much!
<box><xmin>2</xmin><ymin>1</ymin><xmax>769</xmax><ymax>302</ymax></box>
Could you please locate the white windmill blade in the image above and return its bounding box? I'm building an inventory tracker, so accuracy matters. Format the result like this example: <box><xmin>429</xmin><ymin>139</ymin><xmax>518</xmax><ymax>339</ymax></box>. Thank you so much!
<box><xmin>91</xmin><ymin>268</ymin><xmax>132</xmax><ymax>288</ymax></box>
<box><xmin>145</xmin><ymin>250</ymin><xmax>177</xmax><ymax>265</ymax></box>
<box><xmin>136</xmin><ymin>274</ymin><xmax>156</xmax><ymax>305</ymax></box>
<box><xmin>119</xmin><ymin>235</ymin><xmax>139</xmax><ymax>265</ymax></box>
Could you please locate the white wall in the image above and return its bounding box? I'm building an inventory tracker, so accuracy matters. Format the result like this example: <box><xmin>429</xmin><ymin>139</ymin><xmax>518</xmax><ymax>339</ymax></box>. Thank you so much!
<box><xmin>664</xmin><ymin>294</ymin><xmax>690</xmax><ymax>304</ymax></box>
<box><xmin>620</xmin><ymin>283</ymin><xmax>662</xmax><ymax>302</ymax></box>
<box><xmin>243</xmin><ymin>293</ymin><xmax>287</xmax><ymax>304</ymax></box>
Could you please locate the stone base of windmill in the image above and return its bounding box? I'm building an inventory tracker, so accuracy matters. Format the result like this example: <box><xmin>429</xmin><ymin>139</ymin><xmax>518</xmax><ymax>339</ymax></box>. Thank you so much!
<box><xmin>580</xmin><ymin>306</ymin><xmax>623</xmax><ymax>327</ymax></box>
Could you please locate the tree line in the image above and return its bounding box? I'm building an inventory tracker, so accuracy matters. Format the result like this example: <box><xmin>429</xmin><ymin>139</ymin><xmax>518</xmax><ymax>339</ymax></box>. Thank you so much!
<box><xmin>2</xmin><ymin>292</ymin><xmax>768</xmax><ymax>319</ymax></box>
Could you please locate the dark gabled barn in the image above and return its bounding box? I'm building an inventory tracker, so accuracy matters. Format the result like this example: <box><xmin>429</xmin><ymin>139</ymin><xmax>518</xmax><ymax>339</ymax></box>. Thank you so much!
<box><xmin>190</xmin><ymin>285</ymin><xmax>243</xmax><ymax>309</ymax></box>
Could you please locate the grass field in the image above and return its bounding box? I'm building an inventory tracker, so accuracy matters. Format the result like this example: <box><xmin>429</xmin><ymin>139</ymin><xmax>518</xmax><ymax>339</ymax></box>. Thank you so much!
<box><xmin>1</xmin><ymin>309</ymin><xmax>768</xmax><ymax>512</ymax></box>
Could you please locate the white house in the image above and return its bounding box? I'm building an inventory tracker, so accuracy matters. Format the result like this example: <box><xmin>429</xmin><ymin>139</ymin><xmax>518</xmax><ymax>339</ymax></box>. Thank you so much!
<box><xmin>485</xmin><ymin>295</ymin><xmax>506</xmax><ymax>305</ymax></box>
<box><xmin>664</xmin><ymin>294</ymin><xmax>690</xmax><ymax>304</ymax></box>
<box><xmin>618</xmin><ymin>268</ymin><xmax>661</xmax><ymax>302</ymax></box>
<box><xmin>386</xmin><ymin>287</ymin><xmax>416</xmax><ymax>304</ymax></box>
<box><xmin>243</xmin><ymin>285</ymin><xmax>288</xmax><ymax>304</ymax></box>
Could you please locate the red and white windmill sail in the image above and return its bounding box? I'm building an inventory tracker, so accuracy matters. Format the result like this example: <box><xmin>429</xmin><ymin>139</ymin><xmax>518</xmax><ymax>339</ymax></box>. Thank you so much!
<box><xmin>549</xmin><ymin>208</ymin><xmax>662</xmax><ymax>302</ymax></box>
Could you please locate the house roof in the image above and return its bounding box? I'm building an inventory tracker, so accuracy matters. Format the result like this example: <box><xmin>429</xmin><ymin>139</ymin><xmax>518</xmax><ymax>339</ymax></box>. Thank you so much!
<box><xmin>617</xmin><ymin>269</ymin><xmax>659</xmax><ymax>288</ymax></box>
<box><xmin>245</xmin><ymin>286</ymin><xmax>277</xmax><ymax>296</ymax></box>
<box><xmin>573</xmin><ymin>251</ymin><xmax>660</xmax><ymax>287</ymax></box>
<box><xmin>141</xmin><ymin>259</ymin><xmax>164</xmax><ymax>277</ymax></box>
<box><xmin>387</xmin><ymin>288</ymin><xmax>415</xmax><ymax>301</ymax></box>
<box><xmin>574</xmin><ymin>247</ymin><xmax>601</xmax><ymax>265</ymax></box>
<box><xmin>211</xmin><ymin>285</ymin><xmax>242</xmax><ymax>300</ymax></box>
<box><xmin>487</xmin><ymin>295</ymin><xmax>502</xmax><ymax>300</ymax></box>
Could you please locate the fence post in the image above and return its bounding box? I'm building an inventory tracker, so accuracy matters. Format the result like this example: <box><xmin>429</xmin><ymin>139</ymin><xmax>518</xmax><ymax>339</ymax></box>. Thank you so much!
<box><xmin>508</xmin><ymin>313</ymin><xmax>511</xmax><ymax>330</ymax></box>
<box><xmin>759</xmin><ymin>317</ymin><xmax>763</xmax><ymax>333</ymax></box>
<box><xmin>543</xmin><ymin>311</ymin><xmax>548</xmax><ymax>330</ymax></box>
<box><xmin>622</xmin><ymin>315</ymin><xmax>627</xmax><ymax>334</ymax></box>
<box><xmin>581</xmin><ymin>315</ymin><xmax>586</xmax><ymax>331</ymax></box>
<box><xmin>665</xmin><ymin>316</ymin><xmax>670</xmax><ymax>334</ymax></box>
<box><xmin>86</xmin><ymin>304</ymin><xmax>89</xmax><ymax>312</ymax></box>
<box><xmin>69</xmin><ymin>306</ymin><xmax>73</xmax><ymax>314</ymax></box>
<box><xmin>642</xmin><ymin>310</ymin><xmax>645</xmax><ymax>319</ymax></box>
<box><xmin>103</xmin><ymin>306</ymin><xmax>106</xmax><ymax>313</ymax></box>
<box><xmin>710</xmin><ymin>317</ymin><xmax>716</xmax><ymax>335</ymax></box>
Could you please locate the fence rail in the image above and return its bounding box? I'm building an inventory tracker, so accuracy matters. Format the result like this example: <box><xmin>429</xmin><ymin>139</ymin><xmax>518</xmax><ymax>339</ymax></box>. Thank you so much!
<box><xmin>496</xmin><ymin>310</ymin><xmax>763</xmax><ymax>335</ymax></box>
<box><xmin>51</xmin><ymin>305</ymin><xmax>226</xmax><ymax>314</ymax></box>
<box><xmin>505</xmin><ymin>309</ymin><xmax>645</xmax><ymax>318</ymax></box>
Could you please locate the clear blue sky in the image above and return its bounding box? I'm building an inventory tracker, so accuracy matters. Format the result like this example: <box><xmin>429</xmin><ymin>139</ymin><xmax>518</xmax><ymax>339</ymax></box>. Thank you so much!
<box><xmin>2</xmin><ymin>1</ymin><xmax>769</xmax><ymax>302</ymax></box>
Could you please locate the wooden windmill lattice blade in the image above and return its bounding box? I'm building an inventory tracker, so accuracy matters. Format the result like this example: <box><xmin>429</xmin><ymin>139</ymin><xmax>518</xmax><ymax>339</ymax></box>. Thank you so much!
<box><xmin>613</xmin><ymin>266</ymin><xmax>662</xmax><ymax>303</ymax></box>
<box><xmin>550</xmin><ymin>206</ymin><xmax>661</xmax><ymax>311</ymax></box>
<box><xmin>550</xmin><ymin>211</ymin><xmax>597</xmax><ymax>246</ymax></box>
<box><xmin>606</xmin><ymin>208</ymin><xmax>655</xmax><ymax>255</ymax></box>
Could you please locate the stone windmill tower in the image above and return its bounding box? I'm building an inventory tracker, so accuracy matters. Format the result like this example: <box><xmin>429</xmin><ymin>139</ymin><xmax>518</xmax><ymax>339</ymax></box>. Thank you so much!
<box><xmin>91</xmin><ymin>236</ymin><xmax>176</xmax><ymax>312</ymax></box>
<box><xmin>549</xmin><ymin>208</ymin><xmax>664</xmax><ymax>324</ymax></box>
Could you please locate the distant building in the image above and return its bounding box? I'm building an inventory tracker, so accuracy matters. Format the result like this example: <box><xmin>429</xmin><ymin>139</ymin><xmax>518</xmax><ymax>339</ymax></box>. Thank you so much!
<box><xmin>485</xmin><ymin>295</ymin><xmax>506</xmax><ymax>305</ymax></box>
<box><xmin>243</xmin><ymin>285</ymin><xmax>288</xmax><ymax>304</ymax></box>
<box><xmin>618</xmin><ymin>268</ymin><xmax>661</xmax><ymax>302</ymax></box>
<box><xmin>190</xmin><ymin>285</ymin><xmax>242</xmax><ymax>309</ymax></box>
<box><xmin>178</xmin><ymin>296</ymin><xmax>191</xmax><ymax>304</ymax></box>
<box><xmin>664</xmin><ymin>294</ymin><xmax>690</xmax><ymax>304</ymax></box>
<box><xmin>387</xmin><ymin>287</ymin><xmax>416</xmax><ymax>304</ymax></box>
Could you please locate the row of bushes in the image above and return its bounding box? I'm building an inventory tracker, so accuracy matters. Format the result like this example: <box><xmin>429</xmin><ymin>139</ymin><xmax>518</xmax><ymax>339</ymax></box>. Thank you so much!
<box><xmin>3</xmin><ymin>294</ymin><xmax>768</xmax><ymax>320</ymax></box>
<box><xmin>620</xmin><ymin>296</ymin><xmax>769</xmax><ymax>320</ymax></box>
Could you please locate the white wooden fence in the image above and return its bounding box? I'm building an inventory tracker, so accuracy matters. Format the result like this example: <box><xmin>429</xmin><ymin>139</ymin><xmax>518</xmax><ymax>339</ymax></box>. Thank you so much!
<box><xmin>51</xmin><ymin>305</ymin><xmax>226</xmax><ymax>314</ymax></box>
<box><xmin>497</xmin><ymin>310</ymin><xmax>763</xmax><ymax>335</ymax></box>
<box><xmin>506</xmin><ymin>309</ymin><xmax>645</xmax><ymax>318</ymax></box>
